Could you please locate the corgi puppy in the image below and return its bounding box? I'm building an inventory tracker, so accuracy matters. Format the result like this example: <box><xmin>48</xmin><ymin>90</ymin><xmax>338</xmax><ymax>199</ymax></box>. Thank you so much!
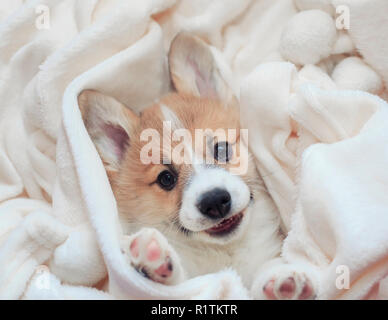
<box><xmin>79</xmin><ymin>33</ymin><xmax>317</xmax><ymax>299</ymax></box>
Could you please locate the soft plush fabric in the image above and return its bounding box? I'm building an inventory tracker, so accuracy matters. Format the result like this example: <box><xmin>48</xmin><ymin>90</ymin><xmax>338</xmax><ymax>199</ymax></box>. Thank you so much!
<box><xmin>0</xmin><ymin>0</ymin><xmax>387</xmax><ymax>299</ymax></box>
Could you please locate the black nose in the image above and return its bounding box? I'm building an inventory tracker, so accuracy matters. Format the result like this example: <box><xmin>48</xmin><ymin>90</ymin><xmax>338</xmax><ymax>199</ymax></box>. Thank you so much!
<box><xmin>196</xmin><ymin>188</ymin><xmax>232</xmax><ymax>219</ymax></box>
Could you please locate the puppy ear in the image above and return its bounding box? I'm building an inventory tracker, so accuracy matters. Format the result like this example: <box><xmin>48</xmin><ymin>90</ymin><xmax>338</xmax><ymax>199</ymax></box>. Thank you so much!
<box><xmin>78</xmin><ymin>90</ymin><xmax>139</xmax><ymax>172</ymax></box>
<box><xmin>168</xmin><ymin>32</ymin><xmax>232</xmax><ymax>101</ymax></box>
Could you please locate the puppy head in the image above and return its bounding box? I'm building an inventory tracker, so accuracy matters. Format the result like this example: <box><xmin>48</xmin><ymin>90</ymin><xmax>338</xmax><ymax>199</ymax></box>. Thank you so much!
<box><xmin>79</xmin><ymin>33</ymin><xmax>264</xmax><ymax>245</ymax></box>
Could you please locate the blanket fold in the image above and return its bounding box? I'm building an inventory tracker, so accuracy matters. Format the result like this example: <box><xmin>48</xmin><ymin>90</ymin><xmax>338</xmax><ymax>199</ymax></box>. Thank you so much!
<box><xmin>241</xmin><ymin>61</ymin><xmax>388</xmax><ymax>299</ymax></box>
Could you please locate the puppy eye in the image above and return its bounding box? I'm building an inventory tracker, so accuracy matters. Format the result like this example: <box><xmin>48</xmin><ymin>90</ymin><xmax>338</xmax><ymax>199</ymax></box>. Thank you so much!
<box><xmin>157</xmin><ymin>170</ymin><xmax>177</xmax><ymax>191</ymax></box>
<box><xmin>214</xmin><ymin>142</ymin><xmax>232</xmax><ymax>163</ymax></box>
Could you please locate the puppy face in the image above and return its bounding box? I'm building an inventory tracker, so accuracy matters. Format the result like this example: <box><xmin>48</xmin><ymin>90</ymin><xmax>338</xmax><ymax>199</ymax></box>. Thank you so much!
<box><xmin>79</xmin><ymin>33</ymin><xmax>264</xmax><ymax>245</ymax></box>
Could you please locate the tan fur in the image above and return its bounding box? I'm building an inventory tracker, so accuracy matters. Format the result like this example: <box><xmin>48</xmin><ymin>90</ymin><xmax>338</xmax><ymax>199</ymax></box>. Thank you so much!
<box><xmin>102</xmin><ymin>93</ymin><xmax>261</xmax><ymax>231</ymax></box>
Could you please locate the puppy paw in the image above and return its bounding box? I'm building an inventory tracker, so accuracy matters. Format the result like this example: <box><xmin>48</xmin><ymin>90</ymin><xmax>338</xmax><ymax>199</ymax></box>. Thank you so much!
<box><xmin>251</xmin><ymin>263</ymin><xmax>317</xmax><ymax>300</ymax></box>
<box><xmin>122</xmin><ymin>228</ymin><xmax>184</xmax><ymax>285</ymax></box>
<box><xmin>262</xmin><ymin>272</ymin><xmax>315</xmax><ymax>300</ymax></box>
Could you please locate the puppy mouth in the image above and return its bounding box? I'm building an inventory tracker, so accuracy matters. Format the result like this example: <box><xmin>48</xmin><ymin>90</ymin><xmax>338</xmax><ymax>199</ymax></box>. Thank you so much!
<box><xmin>204</xmin><ymin>211</ymin><xmax>244</xmax><ymax>236</ymax></box>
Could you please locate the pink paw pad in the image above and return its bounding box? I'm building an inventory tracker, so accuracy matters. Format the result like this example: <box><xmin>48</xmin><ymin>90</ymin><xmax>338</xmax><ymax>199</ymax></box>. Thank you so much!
<box><xmin>299</xmin><ymin>280</ymin><xmax>314</xmax><ymax>300</ymax></box>
<box><xmin>263</xmin><ymin>280</ymin><xmax>277</xmax><ymax>300</ymax></box>
<box><xmin>146</xmin><ymin>239</ymin><xmax>161</xmax><ymax>262</ymax></box>
<box><xmin>130</xmin><ymin>238</ymin><xmax>139</xmax><ymax>258</ymax></box>
<box><xmin>154</xmin><ymin>257</ymin><xmax>173</xmax><ymax>278</ymax></box>
<box><xmin>279</xmin><ymin>277</ymin><xmax>296</xmax><ymax>299</ymax></box>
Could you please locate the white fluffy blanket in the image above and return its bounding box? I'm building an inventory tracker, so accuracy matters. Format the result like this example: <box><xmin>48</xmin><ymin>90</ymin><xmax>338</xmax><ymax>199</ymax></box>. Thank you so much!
<box><xmin>1</xmin><ymin>0</ymin><xmax>388</xmax><ymax>299</ymax></box>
